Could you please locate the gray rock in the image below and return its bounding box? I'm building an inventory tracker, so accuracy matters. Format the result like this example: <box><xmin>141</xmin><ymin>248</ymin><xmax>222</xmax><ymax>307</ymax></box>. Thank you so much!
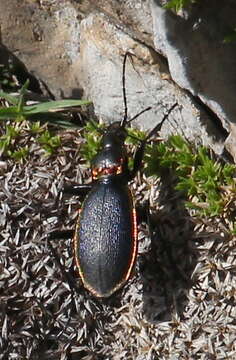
<box><xmin>78</xmin><ymin>12</ymin><xmax>224</xmax><ymax>153</ymax></box>
<box><xmin>0</xmin><ymin>0</ymin><xmax>234</xmax><ymax>156</ymax></box>
<box><xmin>151</xmin><ymin>0</ymin><xmax>236</xmax><ymax>131</ymax></box>
<box><xmin>0</xmin><ymin>0</ymin><xmax>82</xmax><ymax>98</ymax></box>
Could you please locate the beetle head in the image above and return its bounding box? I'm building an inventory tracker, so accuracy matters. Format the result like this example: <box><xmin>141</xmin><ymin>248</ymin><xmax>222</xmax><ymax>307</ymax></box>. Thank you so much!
<box><xmin>102</xmin><ymin>122</ymin><xmax>127</xmax><ymax>148</ymax></box>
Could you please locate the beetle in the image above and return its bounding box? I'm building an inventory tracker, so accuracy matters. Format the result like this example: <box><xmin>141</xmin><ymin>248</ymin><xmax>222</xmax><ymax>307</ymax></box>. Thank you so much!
<box><xmin>49</xmin><ymin>52</ymin><xmax>177</xmax><ymax>298</ymax></box>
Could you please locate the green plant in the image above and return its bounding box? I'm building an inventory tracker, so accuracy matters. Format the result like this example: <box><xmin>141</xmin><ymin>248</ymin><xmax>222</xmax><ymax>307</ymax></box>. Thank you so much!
<box><xmin>164</xmin><ymin>0</ymin><xmax>198</xmax><ymax>12</ymax></box>
<box><xmin>0</xmin><ymin>124</ymin><xmax>20</xmax><ymax>157</ymax></box>
<box><xmin>145</xmin><ymin>135</ymin><xmax>235</xmax><ymax>217</ymax></box>
<box><xmin>8</xmin><ymin>147</ymin><xmax>29</xmax><ymax>161</ymax></box>
<box><xmin>80</xmin><ymin>121</ymin><xmax>103</xmax><ymax>162</ymax></box>
<box><xmin>0</xmin><ymin>81</ymin><xmax>92</xmax><ymax>160</ymax></box>
<box><xmin>0</xmin><ymin>81</ymin><xmax>91</xmax><ymax>126</ymax></box>
<box><xmin>80</xmin><ymin>122</ymin><xmax>147</xmax><ymax>163</ymax></box>
<box><xmin>223</xmin><ymin>28</ymin><xmax>236</xmax><ymax>43</ymax></box>
<box><xmin>29</xmin><ymin>121</ymin><xmax>45</xmax><ymax>134</ymax></box>
<box><xmin>79</xmin><ymin>122</ymin><xmax>146</xmax><ymax>167</ymax></box>
<box><xmin>0</xmin><ymin>61</ymin><xmax>18</xmax><ymax>91</ymax></box>
<box><xmin>38</xmin><ymin>130</ymin><xmax>61</xmax><ymax>156</ymax></box>
<box><xmin>81</xmin><ymin>123</ymin><xmax>236</xmax><ymax>219</ymax></box>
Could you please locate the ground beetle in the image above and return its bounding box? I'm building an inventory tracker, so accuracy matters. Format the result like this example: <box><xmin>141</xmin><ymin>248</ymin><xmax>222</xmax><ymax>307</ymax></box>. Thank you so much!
<box><xmin>49</xmin><ymin>53</ymin><xmax>177</xmax><ymax>298</ymax></box>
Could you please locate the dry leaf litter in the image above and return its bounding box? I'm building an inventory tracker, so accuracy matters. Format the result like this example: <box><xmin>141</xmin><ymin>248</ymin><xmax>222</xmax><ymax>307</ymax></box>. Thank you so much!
<box><xmin>0</xmin><ymin>119</ymin><xmax>236</xmax><ymax>360</ymax></box>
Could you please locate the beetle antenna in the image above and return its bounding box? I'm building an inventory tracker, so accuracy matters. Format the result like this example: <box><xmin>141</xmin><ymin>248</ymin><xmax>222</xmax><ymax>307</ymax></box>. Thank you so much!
<box><xmin>127</xmin><ymin>103</ymin><xmax>178</xmax><ymax>144</ymax></box>
<box><xmin>145</xmin><ymin>102</ymin><xmax>178</xmax><ymax>141</ymax></box>
<box><xmin>121</xmin><ymin>52</ymin><xmax>129</xmax><ymax>128</ymax></box>
<box><xmin>126</xmin><ymin>106</ymin><xmax>152</xmax><ymax>125</ymax></box>
<box><xmin>120</xmin><ymin>52</ymin><xmax>152</xmax><ymax>128</ymax></box>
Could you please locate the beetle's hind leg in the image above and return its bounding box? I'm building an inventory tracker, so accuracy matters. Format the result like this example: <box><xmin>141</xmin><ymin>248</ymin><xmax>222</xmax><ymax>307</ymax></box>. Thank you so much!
<box><xmin>136</xmin><ymin>201</ymin><xmax>150</xmax><ymax>225</ymax></box>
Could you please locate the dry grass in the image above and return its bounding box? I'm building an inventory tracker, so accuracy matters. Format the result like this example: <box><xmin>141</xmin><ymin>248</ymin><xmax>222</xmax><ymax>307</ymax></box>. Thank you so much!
<box><xmin>1</xmin><ymin>124</ymin><xmax>236</xmax><ymax>360</ymax></box>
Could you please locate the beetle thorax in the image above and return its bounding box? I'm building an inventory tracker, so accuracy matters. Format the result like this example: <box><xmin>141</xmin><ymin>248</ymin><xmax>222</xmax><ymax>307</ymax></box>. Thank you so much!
<box><xmin>91</xmin><ymin>146</ymin><xmax>128</xmax><ymax>180</ymax></box>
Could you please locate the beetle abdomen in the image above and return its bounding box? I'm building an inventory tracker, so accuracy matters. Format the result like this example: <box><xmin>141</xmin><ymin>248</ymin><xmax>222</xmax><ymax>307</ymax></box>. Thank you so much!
<box><xmin>74</xmin><ymin>179</ymin><xmax>137</xmax><ymax>297</ymax></box>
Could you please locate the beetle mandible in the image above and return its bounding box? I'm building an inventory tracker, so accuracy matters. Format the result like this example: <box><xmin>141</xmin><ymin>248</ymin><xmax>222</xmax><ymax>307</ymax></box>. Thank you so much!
<box><xmin>49</xmin><ymin>52</ymin><xmax>177</xmax><ymax>298</ymax></box>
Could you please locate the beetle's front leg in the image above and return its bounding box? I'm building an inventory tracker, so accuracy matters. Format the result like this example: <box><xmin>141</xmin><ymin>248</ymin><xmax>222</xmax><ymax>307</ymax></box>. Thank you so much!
<box><xmin>128</xmin><ymin>102</ymin><xmax>178</xmax><ymax>181</ymax></box>
<box><xmin>128</xmin><ymin>117</ymin><xmax>166</xmax><ymax>180</ymax></box>
<box><xmin>63</xmin><ymin>183</ymin><xmax>92</xmax><ymax>196</ymax></box>
<box><xmin>128</xmin><ymin>141</ymin><xmax>146</xmax><ymax>181</ymax></box>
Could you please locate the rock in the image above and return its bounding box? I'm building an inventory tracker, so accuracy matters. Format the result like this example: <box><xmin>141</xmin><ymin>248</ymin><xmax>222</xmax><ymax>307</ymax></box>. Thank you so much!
<box><xmin>0</xmin><ymin>0</ymin><xmax>82</xmax><ymax>98</ymax></box>
<box><xmin>78</xmin><ymin>12</ymin><xmax>224</xmax><ymax>153</ymax></box>
<box><xmin>0</xmin><ymin>0</ymin><xmax>235</xmax><ymax>156</ymax></box>
<box><xmin>225</xmin><ymin>123</ymin><xmax>236</xmax><ymax>163</ymax></box>
<box><xmin>151</xmin><ymin>0</ymin><xmax>236</xmax><ymax>129</ymax></box>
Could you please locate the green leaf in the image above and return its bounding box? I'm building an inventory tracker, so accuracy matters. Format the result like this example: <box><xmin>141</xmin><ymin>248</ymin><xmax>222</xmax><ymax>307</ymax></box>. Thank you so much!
<box><xmin>169</xmin><ymin>135</ymin><xmax>187</xmax><ymax>150</ymax></box>
<box><xmin>38</xmin><ymin>130</ymin><xmax>61</xmax><ymax>155</ymax></box>
<box><xmin>49</xmin><ymin>135</ymin><xmax>61</xmax><ymax>148</ymax></box>
<box><xmin>0</xmin><ymin>138</ymin><xmax>9</xmax><ymax>151</ymax></box>
<box><xmin>0</xmin><ymin>106</ymin><xmax>20</xmax><ymax>119</ymax></box>
<box><xmin>222</xmin><ymin>164</ymin><xmax>236</xmax><ymax>185</ymax></box>
<box><xmin>41</xmin><ymin>144</ymin><xmax>54</xmax><ymax>155</ymax></box>
<box><xmin>30</xmin><ymin>121</ymin><xmax>44</xmax><ymax>134</ymax></box>
<box><xmin>22</xmin><ymin>99</ymin><xmax>92</xmax><ymax>115</ymax></box>
<box><xmin>127</xmin><ymin>127</ymin><xmax>145</xmax><ymax>145</ymax></box>
<box><xmin>223</xmin><ymin>29</ymin><xmax>236</xmax><ymax>43</ymax></box>
<box><xmin>9</xmin><ymin>147</ymin><xmax>29</xmax><ymax>161</ymax></box>
<box><xmin>17</xmin><ymin>80</ymin><xmax>30</xmax><ymax>112</ymax></box>
<box><xmin>176</xmin><ymin>176</ymin><xmax>197</xmax><ymax>195</ymax></box>
<box><xmin>0</xmin><ymin>99</ymin><xmax>92</xmax><ymax>123</ymax></box>
<box><xmin>6</xmin><ymin>125</ymin><xmax>20</xmax><ymax>138</ymax></box>
<box><xmin>0</xmin><ymin>91</ymin><xmax>19</xmax><ymax>105</ymax></box>
<box><xmin>28</xmin><ymin>112</ymin><xmax>81</xmax><ymax>128</ymax></box>
<box><xmin>38</xmin><ymin>130</ymin><xmax>50</xmax><ymax>144</ymax></box>
<box><xmin>231</xmin><ymin>224</ymin><xmax>236</xmax><ymax>235</ymax></box>
<box><xmin>164</xmin><ymin>0</ymin><xmax>194</xmax><ymax>12</ymax></box>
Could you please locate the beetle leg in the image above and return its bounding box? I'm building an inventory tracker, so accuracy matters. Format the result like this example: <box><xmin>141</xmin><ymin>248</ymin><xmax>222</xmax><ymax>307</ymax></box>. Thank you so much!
<box><xmin>136</xmin><ymin>201</ymin><xmax>150</xmax><ymax>225</ymax></box>
<box><xmin>128</xmin><ymin>103</ymin><xmax>178</xmax><ymax>181</ymax></box>
<box><xmin>128</xmin><ymin>113</ymin><xmax>168</xmax><ymax>180</ymax></box>
<box><xmin>63</xmin><ymin>183</ymin><xmax>92</xmax><ymax>196</ymax></box>
<box><xmin>128</xmin><ymin>141</ymin><xmax>146</xmax><ymax>181</ymax></box>
<box><xmin>47</xmin><ymin>229</ymin><xmax>74</xmax><ymax>240</ymax></box>
<box><xmin>144</xmin><ymin>102</ymin><xmax>178</xmax><ymax>142</ymax></box>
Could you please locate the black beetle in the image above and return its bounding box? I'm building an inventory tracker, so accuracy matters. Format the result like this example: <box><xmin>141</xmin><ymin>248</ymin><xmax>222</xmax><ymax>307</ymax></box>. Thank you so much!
<box><xmin>49</xmin><ymin>53</ymin><xmax>177</xmax><ymax>298</ymax></box>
